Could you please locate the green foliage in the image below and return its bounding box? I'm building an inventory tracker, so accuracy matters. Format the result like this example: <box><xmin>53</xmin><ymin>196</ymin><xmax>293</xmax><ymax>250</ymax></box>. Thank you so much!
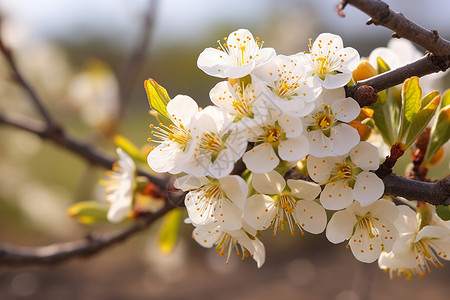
<box><xmin>158</xmin><ymin>208</ymin><xmax>182</xmax><ymax>255</ymax></box>
<box><xmin>424</xmin><ymin>104</ymin><xmax>450</xmax><ymax>163</ymax></box>
<box><xmin>436</xmin><ymin>205</ymin><xmax>450</xmax><ymax>221</ymax></box>
<box><xmin>144</xmin><ymin>78</ymin><xmax>171</xmax><ymax>119</ymax></box>
<box><xmin>67</xmin><ymin>201</ymin><xmax>108</xmax><ymax>225</ymax></box>
<box><xmin>399</xmin><ymin>77</ymin><xmax>422</xmax><ymax>141</ymax></box>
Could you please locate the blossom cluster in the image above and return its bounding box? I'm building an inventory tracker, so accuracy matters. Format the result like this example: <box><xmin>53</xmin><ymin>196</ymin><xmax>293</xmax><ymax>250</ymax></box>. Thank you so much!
<box><xmin>102</xmin><ymin>29</ymin><xmax>450</xmax><ymax>279</ymax></box>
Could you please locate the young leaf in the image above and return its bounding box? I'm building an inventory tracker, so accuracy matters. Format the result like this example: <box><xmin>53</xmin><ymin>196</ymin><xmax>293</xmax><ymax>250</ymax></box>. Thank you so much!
<box><xmin>144</xmin><ymin>78</ymin><xmax>171</xmax><ymax>118</ymax></box>
<box><xmin>114</xmin><ymin>135</ymin><xmax>146</xmax><ymax>163</ymax></box>
<box><xmin>67</xmin><ymin>201</ymin><xmax>109</xmax><ymax>225</ymax></box>
<box><xmin>398</xmin><ymin>77</ymin><xmax>422</xmax><ymax>141</ymax></box>
<box><xmin>158</xmin><ymin>208</ymin><xmax>182</xmax><ymax>256</ymax></box>
<box><xmin>424</xmin><ymin>105</ymin><xmax>450</xmax><ymax>163</ymax></box>
<box><xmin>376</xmin><ymin>57</ymin><xmax>391</xmax><ymax>74</ymax></box>
<box><xmin>436</xmin><ymin>205</ymin><xmax>450</xmax><ymax>221</ymax></box>
<box><xmin>405</xmin><ymin>94</ymin><xmax>440</xmax><ymax>147</ymax></box>
<box><xmin>420</xmin><ymin>91</ymin><xmax>440</xmax><ymax>109</ymax></box>
<box><xmin>441</xmin><ymin>89</ymin><xmax>450</xmax><ymax>108</ymax></box>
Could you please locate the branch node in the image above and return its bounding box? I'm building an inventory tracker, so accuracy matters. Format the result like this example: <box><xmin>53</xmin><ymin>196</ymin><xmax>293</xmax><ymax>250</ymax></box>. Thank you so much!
<box><xmin>392</xmin><ymin>32</ymin><xmax>400</xmax><ymax>38</ymax></box>
<box><xmin>366</xmin><ymin>18</ymin><xmax>374</xmax><ymax>25</ymax></box>
<box><xmin>336</xmin><ymin>0</ymin><xmax>349</xmax><ymax>18</ymax></box>
<box><xmin>353</xmin><ymin>85</ymin><xmax>378</xmax><ymax>107</ymax></box>
<box><xmin>431</xmin><ymin>29</ymin><xmax>440</xmax><ymax>41</ymax></box>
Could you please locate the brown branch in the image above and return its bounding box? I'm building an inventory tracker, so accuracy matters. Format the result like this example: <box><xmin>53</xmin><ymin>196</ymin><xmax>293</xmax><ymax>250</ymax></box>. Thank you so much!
<box><xmin>343</xmin><ymin>0</ymin><xmax>450</xmax><ymax>56</ymax></box>
<box><xmin>383</xmin><ymin>174</ymin><xmax>450</xmax><ymax>206</ymax></box>
<box><xmin>0</xmin><ymin>203</ymin><xmax>175</xmax><ymax>266</ymax></box>
<box><xmin>0</xmin><ymin>112</ymin><xmax>169</xmax><ymax>189</ymax></box>
<box><xmin>340</xmin><ymin>0</ymin><xmax>450</xmax><ymax>104</ymax></box>
<box><xmin>117</xmin><ymin>0</ymin><xmax>158</xmax><ymax>119</ymax></box>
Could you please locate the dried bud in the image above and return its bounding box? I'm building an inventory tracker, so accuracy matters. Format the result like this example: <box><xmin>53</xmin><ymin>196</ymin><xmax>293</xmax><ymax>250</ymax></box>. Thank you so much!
<box><xmin>353</xmin><ymin>85</ymin><xmax>378</xmax><ymax>107</ymax></box>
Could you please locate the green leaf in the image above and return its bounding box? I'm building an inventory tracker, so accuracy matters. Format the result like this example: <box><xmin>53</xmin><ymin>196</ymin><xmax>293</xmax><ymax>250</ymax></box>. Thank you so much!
<box><xmin>405</xmin><ymin>94</ymin><xmax>440</xmax><ymax>147</ymax></box>
<box><xmin>424</xmin><ymin>105</ymin><xmax>450</xmax><ymax>163</ymax></box>
<box><xmin>441</xmin><ymin>89</ymin><xmax>450</xmax><ymax>108</ymax></box>
<box><xmin>158</xmin><ymin>208</ymin><xmax>182</xmax><ymax>256</ymax></box>
<box><xmin>371</xmin><ymin>90</ymin><xmax>395</xmax><ymax>146</ymax></box>
<box><xmin>67</xmin><ymin>201</ymin><xmax>108</xmax><ymax>225</ymax></box>
<box><xmin>144</xmin><ymin>78</ymin><xmax>171</xmax><ymax>118</ymax></box>
<box><xmin>420</xmin><ymin>91</ymin><xmax>440</xmax><ymax>109</ymax></box>
<box><xmin>114</xmin><ymin>135</ymin><xmax>146</xmax><ymax>163</ymax></box>
<box><xmin>376</xmin><ymin>57</ymin><xmax>391</xmax><ymax>74</ymax></box>
<box><xmin>436</xmin><ymin>205</ymin><xmax>450</xmax><ymax>221</ymax></box>
<box><xmin>398</xmin><ymin>77</ymin><xmax>422</xmax><ymax>141</ymax></box>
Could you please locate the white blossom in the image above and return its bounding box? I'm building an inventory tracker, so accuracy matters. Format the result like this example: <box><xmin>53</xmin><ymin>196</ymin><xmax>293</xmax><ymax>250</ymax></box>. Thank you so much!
<box><xmin>244</xmin><ymin>170</ymin><xmax>327</xmax><ymax>236</ymax></box>
<box><xmin>295</xmin><ymin>33</ymin><xmax>360</xmax><ymax>89</ymax></box>
<box><xmin>303</xmin><ymin>88</ymin><xmax>360</xmax><ymax>157</ymax></box>
<box><xmin>102</xmin><ymin>148</ymin><xmax>136</xmax><ymax>223</ymax></box>
<box><xmin>308</xmin><ymin>141</ymin><xmax>384</xmax><ymax>210</ymax></box>
<box><xmin>197</xmin><ymin>29</ymin><xmax>276</xmax><ymax>79</ymax></box>
<box><xmin>326</xmin><ymin>199</ymin><xmax>398</xmax><ymax>263</ymax></box>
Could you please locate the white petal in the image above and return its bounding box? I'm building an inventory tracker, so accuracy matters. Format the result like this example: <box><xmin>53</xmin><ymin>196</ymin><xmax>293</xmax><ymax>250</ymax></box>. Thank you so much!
<box><xmin>233</xmin><ymin>230</ymin><xmax>266</xmax><ymax>268</ymax></box>
<box><xmin>244</xmin><ymin>194</ymin><xmax>277</xmax><ymax>231</ymax></box>
<box><xmin>331</xmin><ymin>97</ymin><xmax>361</xmax><ymax>122</ymax></box>
<box><xmin>278</xmin><ymin>115</ymin><xmax>303</xmax><ymax>138</ymax></box>
<box><xmin>219</xmin><ymin>175</ymin><xmax>248</xmax><ymax>210</ymax></box>
<box><xmin>394</xmin><ymin>205</ymin><xmax>419</xmax><ymax>234</ymax></box>
<box><xmin>320</xmin><ymin>181</ymin><xmax>354</xmax><ymax>210</ymax></box>
<box><xmin>293</xmin><ymin>200</ymin><xmax>327</xmax><ymax>234</ymax></box>
<box><xmin>416</xmin><ymin>225</ymin><xmax>449</xmax><ymax>242</ymax></box>
<box><xmin>430</xmin><ymin>239</ymin><xmax>450</xmax><ymax>261</ymax></box>
<box><xmin>353</xmin><ymin>172</ymin><xmax>384</xmax><ymax>207</ymax></box>
<box><xmin>147</xmin><ymin>143</ymin><xmax>182</xmax><ymax>174</ymax></box>
<box><xmin>174</xmin><ymin>175</ymin><xmax>209</xmax><ymax>191</ymax></box>
<box><xmin>167</xmin><ymin>95</ymin><xmax>199</xmax><ymax>126</ymax></box>
<box><xmin>216</xmin><ymin>198</ymin><xmax>243</xmax><ymax>231</ymax></box>
<box><xmin>322</xmin><ymin>72</ymin><xmax>353</xmax><ymax>89</ymax></box>
<box><xmin>224</xmin><ymin>62</ymin><xmax>256</xmax><ymax>79</ymax></box>
<box><xmin>349</xmin><ymin>226</ymin><xmax>383</xmax><ymax>263</ymax></box>
<box><xmin>368</xmin><ymin>199</ymin><xmax>399</xmax><ymax>223</ymax></box>
<box><xmin>326</xmin><ymin>209</ymin><xmax>357</xmax><ymax>243</ymax></box>
<box><xmin>349</xmin><ymin>141</ymin><xmax>380</xmax><ymax>170</ymax></box>
<box><xmin>243</xmin><ymin>143</ymin><xmax>279</xmax><ymax>173</ymax></box>
<box><xmin>252</xmin><ymin>170</ymin><xmax>286</xmax><ymax>195</ymax></box>
<box><xmin>209</xmin><ymin>81</ymin><xmax>237</xmax><ymax>110</ymax></box>
<box><xmin>305</xmin><ymin>130</ymin><xmax>334</xmax><ymax>157</ymax></box>
<box><xmin>337</xmin><ymin>47</ymin><xmax>360</xmax><ymax>70</ymax></box>
<box><xmin>306</xmin><ymin>155</ymin><xmax>335</xmax><ymax>183</ymax></box>
<box><xmin>184</xmin><ymin>191</ymin><xmax>215</xmax><ymax>227</ymax></box>
<box><xmin>196</xmin><ymin>48</ymin><xmax>230</xmax><ymax>78</ymax></box>
<box><xmin>192</xmin><ymin>226</ymin><xmax>221</xmax><ymax>248</ymax></box>
<box><xmin>287</xmin><ymin>179</ymin><xmax>321</xmax><ymax>201</ymax></box>
<box><xmin>278</xmin><ymin>136</ymin><xmax>309</xmax><ymax>162</ymax></box>
<box><xmin>329</xmin><ymin>123</ymin><xmax>360</xmax><ymax>156</ymax></box>
<box><xmin>107</xmin><ymin>199</ymin><xmax>132</xmax><ymax>223</ymax></box>
<box><xmin>255</xmin><ymin>47</ymin><xmax>276</xmax><ymax>67</ymax></box>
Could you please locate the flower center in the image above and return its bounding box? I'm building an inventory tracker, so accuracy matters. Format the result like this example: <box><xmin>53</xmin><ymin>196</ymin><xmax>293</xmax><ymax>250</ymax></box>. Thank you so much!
<box><xmin>215</xmin><ymin>232</ymin><xmax>250</xmax><ymax>265</ymax></box>
<box><xmin>149</xmin><ymin>122</ymin><xmax>191</xmax><ymax>151</ymax></box>
<box><xmin>270</xmin><ymin>194</ymin><xmax>303</xmax><ymax>237</ymax></box>
<box><xmin>199</xmin><ymin>132</ymin><xmax>226</xmax><ymax>162</ymax></box>
<box><xmin>336</xmin><ymin>164</ymin><xmax>353</xmax><ymax>179</ymax></box>
<box><xmin>265</xmin><ymin>127</ymin><xmax>281</xmax><ymax>143</ymax></box>
<box><xmin>315</xmin><ymin>56</ymin><xmax>328</xmax><ymax>75</ymax></box>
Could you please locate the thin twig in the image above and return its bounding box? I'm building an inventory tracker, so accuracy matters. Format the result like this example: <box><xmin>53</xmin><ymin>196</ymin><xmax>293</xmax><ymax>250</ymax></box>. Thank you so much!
<box><xmin>0</xmin><ymin>203</ymin><xmax>175</xmax><ymax>266</ymax></box>
<box><xmin>118</xmin><ymin>0</ymin><xmax>159</xmax><ymax>120</ymax></box>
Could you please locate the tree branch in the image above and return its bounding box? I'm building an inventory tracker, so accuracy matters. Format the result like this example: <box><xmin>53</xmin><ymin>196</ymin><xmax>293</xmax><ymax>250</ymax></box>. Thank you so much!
<box><xmin>0</xmin><ymin>203</ymin><xmax>175</xmax><ymax>266</ymax></box>
<box><xmin>343</xmin><ymin>0</ymin><xmax>450</xmax><ymax>56</ymax></box>
<box><xmin>0</xmin><ymin>112</ymin><xmax>169</xmax><ymax>189</ymax></box>
<box><xmin>383</xmin><ymin>174</ymin><xmax>450</xmax><ymax>206</ymax></box>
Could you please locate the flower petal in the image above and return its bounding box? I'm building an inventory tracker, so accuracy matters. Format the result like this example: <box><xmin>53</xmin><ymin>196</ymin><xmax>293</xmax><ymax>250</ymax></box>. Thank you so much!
<box><xmin>353</xmin><ymin>172</ymin><xmax>384</xmax><ymax>207</ymax></box>
<box><xmin>243</xmin><ymin>143</ymin><xmax>279</xmax><ymax>173</ymax></box>
<box><xmin>216</xmin><ymin>198</ymin><xmax>243</xmax><ymax>231</ymax></box>
<box><xmin>349</xmin><ymin>141</ymin><xmax>380</xmax><ymax>170</ymax></box>
<box><xmin>329</xmin><ymin>123</ymin><xmax>360</xmax><ymax>156</ymax></box>
<box><xmin>326</xmin><ymin>209</ymin><xmax>357</xmax><ymax>243</ymax></box>
<box><xmin>293</xmin><ymin>200</ymin><xmax>327</xmax><ymax>234</ymax></box>
<box><xmin>219</xmin><ymin>175</ymin><xmax>248</xmax><ymax>210</ymax></box>
<box><xmin>320</xmin><ymin>181</ymin><xmax>354</xmax><ymax>210</ymax></box>
<box><xmin>252</xmin><ymin>170</ymin><xmax>286</xmax><ymax>195</ymax></box>
<box><xmin>349</xmin><ymin>226</ymin><xmax>383</xmax><ymax>263</ymax></box>
<box><xmin>192</xmin><ymin>226</ymin><xmax>221</xmax><ymax>248</ymax></box>
<box><xmin>306</xmin><ymin>155</ymin><xmax>336</xmax><ymax>183</ymax></box>
<box><xmin>287</xmin><ymin>179</ymin><xmax>321</xmax><ymax>201</ymax></box>
<box><xmin>174</xmin><ymin>175</ymin><xmax>209</xmax><ymax>191</ymax></box>
<box><xmin>278</xmin><ymin>136</ymin><xmax>309</xmax><ymax>162</ymax></box>
<box><xmin>244</xmin><ymin>194</ymin><xmax>277</xmax><ymax>231</ymax></box>
<box><xmin>197</xmin><ymin>48</ymin><xmax>230</xmax><ymax>78</ymax></box>
<box><xmin>331</xmin><ymin>97</ymin><xmax>361</xmax><ymax>122</ymax></box>
<box><xmin>167</xmin><ymin>95</ymin><xmax>199</xmax><ymax>126</ymax></box>
<box><xmin>278</xmin><ymin>114</ymin><xmax>303</xmax><ymax>138</ymax></box>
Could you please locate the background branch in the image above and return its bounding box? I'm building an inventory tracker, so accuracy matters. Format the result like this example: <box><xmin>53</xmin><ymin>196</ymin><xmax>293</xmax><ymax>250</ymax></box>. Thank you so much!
<box><xmin>0</xmin><ymin>203</ymin><xmax>174</xmax><ymax>266</ymax></box>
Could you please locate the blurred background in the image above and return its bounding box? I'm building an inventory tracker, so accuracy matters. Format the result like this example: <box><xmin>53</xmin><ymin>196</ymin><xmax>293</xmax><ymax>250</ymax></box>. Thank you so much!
<box><xmin>0</xmin><ymin>0</ymin><xmax>449</xmax><ymax>299</ymax></box>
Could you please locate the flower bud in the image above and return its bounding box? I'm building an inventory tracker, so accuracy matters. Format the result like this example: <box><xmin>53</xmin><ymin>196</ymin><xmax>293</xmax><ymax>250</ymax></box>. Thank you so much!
<box><xmin>352</xmin><ymin>61</ymin><xmax>377</xmax><ymax>82</ymax></box>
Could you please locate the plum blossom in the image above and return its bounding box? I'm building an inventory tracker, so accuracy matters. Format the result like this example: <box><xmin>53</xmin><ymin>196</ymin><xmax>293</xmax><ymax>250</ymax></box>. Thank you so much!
<box><xmin>192</xmin><ymin>222</ymin><xmax>265</xmax><ymax>268</ymax></box>
<box><xmin>242</xmin><ymin>110</ymin><xmax>308</xmax><ymax>173</ymax></box>
<box><xmin>197</xmin><ymin>29</ymin><xmax>276</xmax><ymax>79</ymax></box>
<box><xmin>209</xmin><ymin>79</ymin><xmax>268</xmax><ymax>130</ymax></box>
<box><xmin>147</xmin><ymin>95</ymin><xmax>197</xmax><ymax>174</ymax></box>
<box><xmin>244</xmin><ymin>170</ymin><xmax>327</xmax><ymax>236</ymax></box>
<box><xmin>295</xmin><ymin>33</ymin><xmax>360</xmax><ymax>89</ymax></box>
<box><xmin>307</xmin><ymin>141</ymin><xmax>384</xmax><ymax>210</ymax></box>
<box><xmin>303</xmin><ymin>88</ymin><xmax>360</xmax><ymax>157</ymax></box>
<box><xmin>174</xmin><ymin>175</ymin><xmax>247</xmax><ymax>231</ymax></box>
<box><xmin>252</xmin><ymin>54</ymin><xmax>322</xmax><ymax>117</ymax></box>
<box><xmin>326</xmin><ymin>199</ymin><xmax>398</xmax><ymax>263</ymax></box>
<box><xmin>182</xmin><ymin>106</ymin><xmax>247</xmax><ymax>178</ymax></box>
<box><xmin>102</xmin><ymin>148</ymin><xmax>136</xmax><ymax>223</ymax></box>
<box><xmin>379</xmin><ymin>205</ymin><xmax>450</xmax><ymax>279</ymax></box>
